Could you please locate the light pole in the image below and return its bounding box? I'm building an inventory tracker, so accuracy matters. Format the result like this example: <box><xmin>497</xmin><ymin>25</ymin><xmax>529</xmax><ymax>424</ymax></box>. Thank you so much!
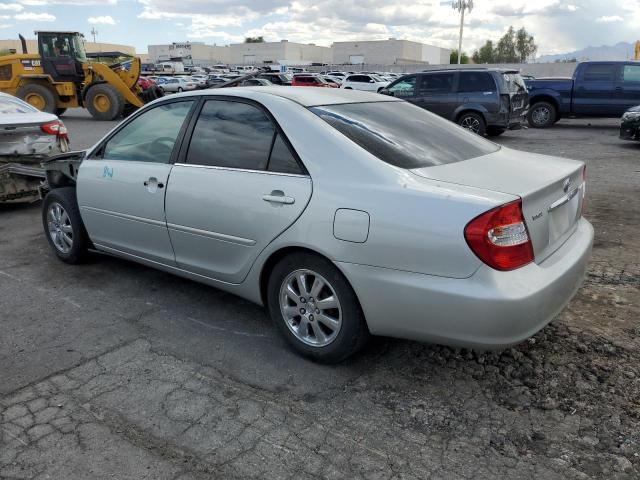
<box><xmin>90</xmin><ymin>27</ymin><xmax>98</xmax><ymax>44</ymax></box>
<box><xmin>452</xmin><ymin>0</ymin><xmax>473</xmax><ymax>64</ymax></box>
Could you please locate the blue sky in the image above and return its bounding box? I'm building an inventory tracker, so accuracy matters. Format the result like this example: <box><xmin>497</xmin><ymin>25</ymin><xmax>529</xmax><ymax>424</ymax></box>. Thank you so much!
<box><xmin>1</xmin><ymin>1</ymin><xmax>639</xmax><ymax>55</ymax></box>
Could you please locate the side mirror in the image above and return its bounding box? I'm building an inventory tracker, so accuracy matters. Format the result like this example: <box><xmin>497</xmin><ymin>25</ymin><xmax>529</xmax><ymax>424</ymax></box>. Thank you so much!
<box><xmin>379</xmin><ymin>88</ymin><xmax>392</xmax><ymax>96</ymax></box>
<box><xmin>369</xmin><ymin>79</ymin><xmax>375</xmax><ymax>83</ymax></box>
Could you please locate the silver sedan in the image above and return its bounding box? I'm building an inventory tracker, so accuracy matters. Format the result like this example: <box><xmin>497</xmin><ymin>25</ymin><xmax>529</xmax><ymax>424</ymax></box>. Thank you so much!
<box><xmin>41</xmin><ymin>87</ymin><xmax>593</xmax><ymax>362</ymax></box>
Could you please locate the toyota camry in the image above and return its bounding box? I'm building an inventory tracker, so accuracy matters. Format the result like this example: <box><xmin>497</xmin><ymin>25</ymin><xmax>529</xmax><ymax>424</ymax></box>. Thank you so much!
<box><xmin>41</xmin><ymin>87</ymin><xmax>593</xmax><ymax>362</ymax></box>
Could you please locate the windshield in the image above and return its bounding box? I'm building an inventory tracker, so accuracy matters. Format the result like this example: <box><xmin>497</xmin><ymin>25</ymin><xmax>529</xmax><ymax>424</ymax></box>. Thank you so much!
<box><xmin>310</xmin><ymin>101</ymin><xmax>499</xmax><ymax>169</ymax></box>
<box><xmin>0</xmin><ymin>96</ymin><xmax>37</xmax><ymax>114</ymax></box>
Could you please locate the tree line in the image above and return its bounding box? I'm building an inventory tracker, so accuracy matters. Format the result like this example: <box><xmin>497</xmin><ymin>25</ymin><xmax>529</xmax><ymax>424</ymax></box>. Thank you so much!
<box><xmin>451</xmin><ymin>26</ymin><xmax>538</xmax><ymax>64</ymax></box>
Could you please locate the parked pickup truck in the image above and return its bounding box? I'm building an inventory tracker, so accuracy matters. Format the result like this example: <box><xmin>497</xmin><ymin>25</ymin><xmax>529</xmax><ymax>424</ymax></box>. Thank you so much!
<box><xmin>525</xmin><ymin>61</ymin><xmax>640</xmax><ymax>127</ymax></box>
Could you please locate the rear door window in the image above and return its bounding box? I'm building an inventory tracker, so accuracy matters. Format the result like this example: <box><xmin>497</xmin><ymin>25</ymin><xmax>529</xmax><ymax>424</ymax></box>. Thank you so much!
<box><xmin>184</xmin><ymin>99</ymin><xmax>304</xmax><ymax>174</ymax></box>
<box><xmin>186</xmin><ymin>100</ymin><xmax>274</xmax><ymax>170</ymax></box>
<box><xmin>418</xmin><ymin>73</ymin><xmax>454</xmax><ymax>95</ymax></box>
<box><xmin>583</xmin><ymin>64</ymin><xmax>618</xmax><ymax>82</ymax></box>
<box><xmin>268</xmin><ymin>134</ymin><xmax>303</xmax><ymax>175</ymax></box>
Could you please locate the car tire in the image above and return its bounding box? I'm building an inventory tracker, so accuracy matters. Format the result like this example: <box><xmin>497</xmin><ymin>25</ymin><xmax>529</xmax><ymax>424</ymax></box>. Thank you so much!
<box><xmin>457</xmin><ymin>112</ymin><xmax>487</xmax><ymax>136</ymax></box>
<box><xmin>267</xmin><ymin>252</ymin><xmax>369</xmax><ymax>363</ymax></box>
<box><xmin>486</xmin><ymin>127</ymin><xmax>506</xmax><ymax>137</ymax></box>
<box><xmin>55</xmin><ymin>107</ymin><xmax>67</xmax><ymax>116</ymax></box>
<box><xmin>16</xmin><ymin>83</ymin><xmax>57</xmax><ymax>114</ymax></box>
<box><xmin>86</xmin><ymin>83</ymin><xmax>125</xmax><ymax>121</ymax></box>
<box><xmin>344</xmin><ymin>87</ymin><xmax>352</xmax><ymax>89</ymax></box>
<box><xmin>527</xmin><ymin>101</ymin><xmax>557</xmax><ymax>128</ymax></box>
<box><xmin>42</xmin><ymin>188</ymin><xmax>90</xmax><ymax>264</ymax></box>
<box><xmin>178</xmin><ymin>87</ymin><xmax>183</xmax><ymax>92</ymax></box>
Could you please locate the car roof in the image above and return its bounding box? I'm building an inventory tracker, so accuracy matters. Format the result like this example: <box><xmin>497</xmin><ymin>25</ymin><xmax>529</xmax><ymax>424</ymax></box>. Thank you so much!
<box><xmin>169</xmin><ymin>86</ymin><xmax>401</xmax><ymax>107</ymax></box>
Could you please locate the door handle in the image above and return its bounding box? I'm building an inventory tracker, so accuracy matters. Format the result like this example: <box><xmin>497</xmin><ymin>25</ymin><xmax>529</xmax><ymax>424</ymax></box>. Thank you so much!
<box><xmin>143</xmin><ymin>178</ymin><xmax>164</xmax><ymax>190</ymax></box>
<box><xmin>263</xmin><ymin>190</ymin><xmax>294</xmax><ymax>204</ymax></box>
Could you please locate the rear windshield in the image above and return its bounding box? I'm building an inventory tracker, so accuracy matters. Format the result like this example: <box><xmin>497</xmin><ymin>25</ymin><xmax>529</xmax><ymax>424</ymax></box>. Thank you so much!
<box><xmin>309</xmin><ymin>101</ymin><xmax>499</xmax><ymax>168</ymax></box>
<box><xmin>0</xmin><ymin>96</ymin><xmax>37</xmax><ymax>114</ymax></box>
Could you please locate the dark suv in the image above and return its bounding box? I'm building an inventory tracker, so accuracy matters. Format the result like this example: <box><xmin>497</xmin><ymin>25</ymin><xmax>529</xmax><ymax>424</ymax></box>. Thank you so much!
<box><xmin>382</xmin><ymin>69</ymin><xmax>529</xmax><ymax>136</ymax></box>
<box><xmin>257</xmin><ymin>72</ymin><xmax>293</xmax><ymax>86</ymax></box>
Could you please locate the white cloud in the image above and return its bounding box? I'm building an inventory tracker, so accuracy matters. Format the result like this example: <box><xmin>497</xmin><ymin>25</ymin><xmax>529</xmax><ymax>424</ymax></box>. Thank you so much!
<box><xmin>0</xmin><ymin>3</ymin><xmax>23</xmax><ymax>11</ymax></box>
<box><xmin>0</xmin><ymin>24</ymin><xmax>13</xmax><ymax>29</ymax></box>
<box><xmin>130</xmin><ymin>0</ymin><xmax>637</xmax><ymax>56</ymax></box>
<box><xmin>88</xmin><ymin>15</ymin><xmax>116</xmax><ymax>25</ymax></box>
<box><xmin>18</xmin><ymin>0</ymin><xmax>116</xmax><ymax>4</ymax></box>
<box><xmin>14</xmin><ymin>12</ymin><xmax>55</xmax><ymax>21</ymax></box>
<box><xmin>596</xmin><ymin>15</ymin><xmax>624</xmax><ymax>23</ymax></box>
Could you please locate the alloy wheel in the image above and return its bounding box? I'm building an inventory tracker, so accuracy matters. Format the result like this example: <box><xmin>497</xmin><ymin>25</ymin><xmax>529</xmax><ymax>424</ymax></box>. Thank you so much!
<box><xmin>532</xmin><ymin>106</ymin><xmax>551</xmax><ymax>126</ymax></box>
<box><xmin>460</xmin><ymin>116</ymin><xmax>481</xmax><ymax>133</ymax></box>
<box><xmin>47</xmin><ymin>202</ymin><xmax>73</xmax><ymax>254</ymax></box>
<box><xmin>279</xmin><ymin>269</ymin><xmax>342</xmax><ymax>347</ymax></box>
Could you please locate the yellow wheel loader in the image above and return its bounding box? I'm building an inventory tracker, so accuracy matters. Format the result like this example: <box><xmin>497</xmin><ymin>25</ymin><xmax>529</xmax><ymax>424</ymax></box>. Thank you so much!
<box><xmin>0</xmin><ymin>31</ymin><xmax>162</xmax><ymax>120</ymax></box>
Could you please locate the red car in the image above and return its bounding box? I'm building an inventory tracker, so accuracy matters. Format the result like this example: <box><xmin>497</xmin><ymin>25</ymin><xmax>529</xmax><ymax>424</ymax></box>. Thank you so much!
<box><xmin>137</xmin><ymin>77</ymin><xmax>156</xmax><ymax>90</ymax></box>
<box><xmin>291</xmin><ymin>74</ymin><xmax>337</xmax><ymax>88</ymax></box>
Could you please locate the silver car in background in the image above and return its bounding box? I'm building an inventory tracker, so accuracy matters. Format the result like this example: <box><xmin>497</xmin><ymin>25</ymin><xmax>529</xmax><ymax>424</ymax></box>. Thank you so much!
<box><xmin>159</xmin><ymin>77</ymin><xmax>197</xmax><ymax>93</ymax></box>
<box><xmin>41</xmin><ymin>88</ymin><xmax>593</xmax><ymax>362</ymax></box>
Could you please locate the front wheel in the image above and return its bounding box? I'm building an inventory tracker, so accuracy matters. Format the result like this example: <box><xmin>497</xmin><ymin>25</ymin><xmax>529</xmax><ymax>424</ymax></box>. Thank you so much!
<box><xmin>177</xmin><ymin>87</ymin><xmax>183</xmax><ymax>92</ymax></box>
<box><xmin>458</xmin><ymin>112</ymin><xmax>486</xmax><ymax>136</ymax></box>
<box><xmin>42</xmin><ymin>188</ymin><xmax>90</xmax><ymax>264</ymax></box>
<box><xmin>86</xmin><ymin>83</ymin><xmax>125</xmax><ymax>121</ymax></box>
<box><xmin>267</xmin><ymin>253</ymin><xmax>369</xmax><ymax>363</ymax></box>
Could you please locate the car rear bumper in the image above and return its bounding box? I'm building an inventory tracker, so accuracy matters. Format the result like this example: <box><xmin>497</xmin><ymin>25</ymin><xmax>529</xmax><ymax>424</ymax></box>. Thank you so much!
<box><xmin>486</xmin><ymin>110</ymin><xmax>528</xmax><ymax>130</ymax></box>
<box><xmin>337</xmin><ymin>217</ymin><xmax>593</xmax><ymax>349</ymax></box>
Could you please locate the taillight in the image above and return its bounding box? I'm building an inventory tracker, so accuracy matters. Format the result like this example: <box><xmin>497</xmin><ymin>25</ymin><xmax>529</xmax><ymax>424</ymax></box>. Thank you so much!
<box><xmin>41</xmin><ymin>120</ymin><xmax>68</xmax><ymax>138</ymax></box>
<box><xmin>464</xmin><ymin>199</ymin><xmax>534</xmax><ymax>271</ymax></box>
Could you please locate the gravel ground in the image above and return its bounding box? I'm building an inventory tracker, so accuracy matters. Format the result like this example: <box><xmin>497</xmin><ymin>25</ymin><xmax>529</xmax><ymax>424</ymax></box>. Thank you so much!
<box><xmin>0</xmin><ymin>111</ymin><xmax>638</xmax><ymax>479</ymax></box>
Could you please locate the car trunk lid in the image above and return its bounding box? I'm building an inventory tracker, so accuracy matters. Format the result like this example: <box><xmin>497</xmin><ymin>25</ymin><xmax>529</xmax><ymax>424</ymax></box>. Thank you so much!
<box><xmin>411</xmin><ymin>147</ymin><xmax>585</xmax><ymax>263</ymax></box>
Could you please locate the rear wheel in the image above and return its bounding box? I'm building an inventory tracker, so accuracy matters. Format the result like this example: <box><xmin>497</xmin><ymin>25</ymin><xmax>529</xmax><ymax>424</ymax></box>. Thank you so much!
<box><xmin>267</xmin><ymin>253</ymin><xmax>369</xmax><ymax>363</ymax></box>
<box><xmin>86</xmin><ymin>83</ymin><xmax>125</xmax><ymax>121</ymax></box>
<box><xmin>178</xmin><ymin>87</ymin><xmax>183</xmax><ymax>92</ymax></box>
<box><xmin>16</xmin><ymin>83</ymin><xmax>57</xmax><ymax>113</ymax></box>
<box><xmin>42</xmin><ymin>188</ymin><xmax>90</xmax><ymax>264</ymax></box>
<box><xmin>527</xmin><ymin>101</ymin><xmax>556</xmax><ymax>128</ymax></box>
<box><xmin>487</xmin><ymin>127</ymin><xmax>506</xmax><ymax>137</ymax></box>
<box><xmin>457</xmin><ymin>112</ymin><xmax>486</xmax><ymax>136</ymax></box>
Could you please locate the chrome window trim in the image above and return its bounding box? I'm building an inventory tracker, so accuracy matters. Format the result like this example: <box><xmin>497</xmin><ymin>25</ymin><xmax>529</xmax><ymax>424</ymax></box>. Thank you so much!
<box><xmin>173</xmin><ymin>162</ymin><xmax>311</xmax><ymax>179</ymax></box>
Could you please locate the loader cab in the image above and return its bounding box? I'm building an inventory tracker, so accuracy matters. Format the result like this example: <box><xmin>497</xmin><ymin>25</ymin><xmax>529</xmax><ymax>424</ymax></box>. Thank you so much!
<box><xmin>37</xmin><ymin>31</ymin><xmax>86</xmax><ymax>83</ymax></box>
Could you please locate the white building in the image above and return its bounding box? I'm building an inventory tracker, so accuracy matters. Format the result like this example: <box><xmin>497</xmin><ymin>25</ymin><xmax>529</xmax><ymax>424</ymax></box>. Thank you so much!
<box><xmin>229</xmin><ymin>40</ymin><xmax>332</xmax><ymax>66</ymax></box>
<box><xmin>332</xmin><ymin>39</ymin><xmax>450</xmax><ymax>65</ymax></box>
<box><xmin>148</xmin><ymin>42</ymin><xmax>230</xmax><ymax>66</ymax></box>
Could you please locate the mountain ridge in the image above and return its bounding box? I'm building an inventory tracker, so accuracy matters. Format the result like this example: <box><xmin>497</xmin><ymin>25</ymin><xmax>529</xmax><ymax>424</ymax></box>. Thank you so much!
<box><xmin>537</xmin><ymin>42</ymin><xmax>636</xmax><ymax>62</ymax></box>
